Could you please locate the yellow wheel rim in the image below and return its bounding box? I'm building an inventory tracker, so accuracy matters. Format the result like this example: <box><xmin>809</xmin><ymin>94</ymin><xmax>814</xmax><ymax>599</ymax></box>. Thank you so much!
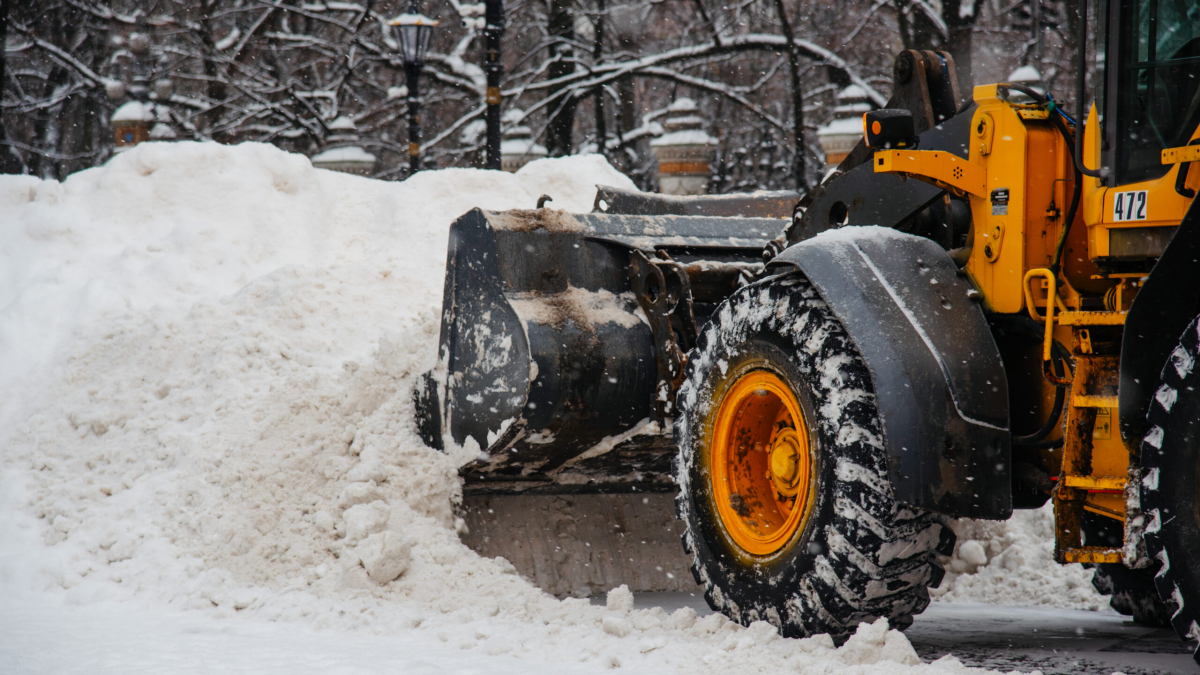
<box><xmin>710</xmin><ymin>370</ymin><xmax>815</xmax><ymax>557</ymax></box>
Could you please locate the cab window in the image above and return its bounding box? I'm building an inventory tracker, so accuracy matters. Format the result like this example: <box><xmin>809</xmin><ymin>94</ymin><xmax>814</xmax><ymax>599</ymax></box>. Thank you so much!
<box><xmin>1113</xmin><ymin>0</ymin><xmax>1200</xmax><ymax>185</ymax></box>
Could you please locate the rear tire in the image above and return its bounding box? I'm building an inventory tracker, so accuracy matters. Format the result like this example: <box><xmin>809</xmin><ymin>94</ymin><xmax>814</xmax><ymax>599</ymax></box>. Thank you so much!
<box><xmin>1083</xmin><ymin>513</ymin><xmax>1172</xmax><ymax>628</ymax></box>
<box><xmin>674</xmin><ymin>274</ymin><xmax>954</xmax><ymax>637</ymax></box>
<box><xmin>1141</xmin><ymin>313</ymin><xmax>1200</xmax><ymax>663</ymax></box>
<box><xmin>1091</xmin><ymin>563</ymin><xmax>1173</xmax><ymax>628</ymax></box>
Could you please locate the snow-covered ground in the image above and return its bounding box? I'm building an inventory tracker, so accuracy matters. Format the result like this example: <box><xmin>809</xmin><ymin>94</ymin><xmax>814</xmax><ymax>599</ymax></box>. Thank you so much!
<box><xmin>0</xmin><ymin>142</ymin><xmax>1107</xmax><ymax>674</ymax></box>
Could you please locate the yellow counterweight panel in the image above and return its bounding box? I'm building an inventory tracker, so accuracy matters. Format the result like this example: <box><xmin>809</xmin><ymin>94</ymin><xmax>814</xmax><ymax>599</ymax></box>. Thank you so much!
<box><xmin>870</xmin><ymin>85</ymin><xmax>1088</xmax><ymax>314</ymax></box>
<box><xmin>1022</xmin><ymin>119</ymin><xmax>1068</xmax><ymax>275</ymax></box>
<box><xmin>960</xmin><ymin>85</ymin><xmax>1077</xmax><ymax>314</ymax></box>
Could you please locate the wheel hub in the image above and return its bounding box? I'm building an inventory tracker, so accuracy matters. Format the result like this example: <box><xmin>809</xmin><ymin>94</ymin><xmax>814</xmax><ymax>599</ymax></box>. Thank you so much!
<box><xmin>768</xmin><ymin>427</ymin><xmax>805</xmax><ymax>497</ymax></box>
<box><xmin>709</xmin><ymin>369</ymin><xmax>816</xmax><ymax>557</ymax></box>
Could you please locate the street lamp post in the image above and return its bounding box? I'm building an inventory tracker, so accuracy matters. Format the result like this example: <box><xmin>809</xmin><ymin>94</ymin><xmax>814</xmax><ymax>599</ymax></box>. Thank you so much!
<box><xmin>390</xmin><ymin>3</ymin><xmax>438</xmax><ymax>175</ymax></box>
<box><xmin>482</xmin><ymin>0</ymin><xmax>504</xmax><ymax>170</ymax></box>
<box><xmin>456</xmin><ymin>0</ymin><xmax>504</xmax><ymax>169</ymax></box>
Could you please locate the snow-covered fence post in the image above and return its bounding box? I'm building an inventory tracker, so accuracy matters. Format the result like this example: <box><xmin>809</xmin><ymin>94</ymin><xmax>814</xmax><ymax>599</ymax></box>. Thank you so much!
<box><xmin>111</xmin><ymin>102</ymin><xmax>152</xmax><ymax>150</ymax></box>
<box><xmin>1006</xmin><ymin>65</ymin><xmax>1045</xmax><ymax>98</ymax></box>
<box><xmin>499</xmin><ymin>108</ymin><xmax>546</xmax><ymax>172</ymax></box>
<box><xmin>816</xmin><ymin>85</ymin><xmax>873</xmax><ymax>171</ymax></box>
<box><xmin>483</xmin><ymin>0</ymin><xmax>505</xmax><ymax>170</ymax></box>
<box><xmin>649</xmin><ymin>99</ymin><xmax>716</xmax><ymax>195</ymax></box>
<box><xmin>312</xmin><ymin>117</ymin><xmax>377</xmax><ymax>176</ymax></box>
<box><xmin>106</xmin><ymin>28</ymin><xmax>167</xmax><ymax>151</ymax></box>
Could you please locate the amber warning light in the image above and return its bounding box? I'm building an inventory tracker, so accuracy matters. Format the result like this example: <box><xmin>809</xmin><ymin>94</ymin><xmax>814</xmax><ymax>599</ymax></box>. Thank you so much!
<box><xmin>863</xmin><ymin>109</ymin><xmax>918</xmax><ymax>150</ymax></box>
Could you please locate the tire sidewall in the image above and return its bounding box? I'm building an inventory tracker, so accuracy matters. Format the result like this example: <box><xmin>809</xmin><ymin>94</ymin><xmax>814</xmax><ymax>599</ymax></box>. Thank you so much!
<box><xmin>675</xmin><ymin>275</ymin><xmax>885</xmax><ymax>630</ymax></box>
<box><xmin>683</xmin><ymin>339</ymin><xmax>832</xmax><ymax>598</ymax></box>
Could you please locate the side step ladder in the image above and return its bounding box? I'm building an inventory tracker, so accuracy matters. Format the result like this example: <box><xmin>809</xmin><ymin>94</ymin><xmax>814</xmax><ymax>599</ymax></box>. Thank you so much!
<box><xmin>1024</xmin><ymin>269</ymin><xmax>1134</xmax><ymax>564</ymax></box>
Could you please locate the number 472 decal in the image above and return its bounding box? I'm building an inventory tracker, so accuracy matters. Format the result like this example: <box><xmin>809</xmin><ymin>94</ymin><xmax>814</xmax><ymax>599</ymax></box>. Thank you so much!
<box><xmin>1112</xmin><ymin>190</ymin><xmax>1148</xmax><ymax>222</ymax></box>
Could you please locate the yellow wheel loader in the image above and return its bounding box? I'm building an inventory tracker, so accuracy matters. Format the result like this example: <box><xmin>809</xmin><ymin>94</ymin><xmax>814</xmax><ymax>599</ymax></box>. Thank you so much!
<box><xmin>417</xmin><ymin>0</ymin><xmax>1200</xmax><ymax>659</ymax></box>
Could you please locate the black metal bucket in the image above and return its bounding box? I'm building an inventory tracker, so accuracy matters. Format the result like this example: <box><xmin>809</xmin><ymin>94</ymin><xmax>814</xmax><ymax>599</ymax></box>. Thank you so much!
<box><xmin>415</xmin><ymin>195</ymin><xmax>790</xmax><ymax>494</ymax></box>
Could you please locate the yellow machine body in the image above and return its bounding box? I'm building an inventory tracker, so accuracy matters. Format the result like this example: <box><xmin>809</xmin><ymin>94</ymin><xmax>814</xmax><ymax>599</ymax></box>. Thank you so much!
<box><xmin>874</xmin><ymin>82</ymin><xmax>1200</xmax><ymax>565</ymax></box>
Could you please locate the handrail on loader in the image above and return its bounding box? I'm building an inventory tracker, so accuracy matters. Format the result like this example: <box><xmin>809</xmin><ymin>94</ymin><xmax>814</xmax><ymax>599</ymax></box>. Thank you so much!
<box><xmin>1023</xmin><ymin>268</ymin><xmax>1070</xmax><ymax>386</ymax></box>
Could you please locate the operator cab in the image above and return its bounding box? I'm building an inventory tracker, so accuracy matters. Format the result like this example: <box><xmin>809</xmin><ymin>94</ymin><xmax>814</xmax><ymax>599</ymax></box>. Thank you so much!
<box><xmin>1102</xmin><ymin>0</ymin><xmax>1200</xmax><ymax>187</ymax></box>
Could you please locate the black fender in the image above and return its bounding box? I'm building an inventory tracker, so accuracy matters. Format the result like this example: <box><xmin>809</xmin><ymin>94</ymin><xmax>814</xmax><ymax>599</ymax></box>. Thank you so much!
<box><xmin>768</xmin><ymin>228</ymin><xmax>1011</xmax><ymax>519</ymax></box>
<box><xmin>1120</xmin><ymin>197</ymin><xmax>1200</xmax><ymax>449</ymax></box>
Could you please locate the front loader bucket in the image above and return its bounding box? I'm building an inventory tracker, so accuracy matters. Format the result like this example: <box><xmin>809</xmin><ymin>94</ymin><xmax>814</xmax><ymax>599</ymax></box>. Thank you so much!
<box><xmin>415</xmin><ymin>205</ymin><xmax>784</xmax><ymax>494</ymax></box>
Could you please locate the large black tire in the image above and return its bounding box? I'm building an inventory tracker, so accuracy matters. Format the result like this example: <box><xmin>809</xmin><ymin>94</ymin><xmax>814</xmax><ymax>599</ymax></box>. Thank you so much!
<box><xmin>674</xmin><ymin>274</ymin><xmax>954</xmax><ymax>637</ymax></box>
<box><xmin>1141</xmin><ymin>313</ymin><xmax>1200</xmax><ymax>663</ymax></box>
<box><xmin>1083</xmin><ymin>513</ymin><xmax>1172</xmax><ymax>628</ymax></box>
<box><xmin>1091</xmin><ymin>563</ymin><xmax>1173</xmax><ymax>628</ymax></box>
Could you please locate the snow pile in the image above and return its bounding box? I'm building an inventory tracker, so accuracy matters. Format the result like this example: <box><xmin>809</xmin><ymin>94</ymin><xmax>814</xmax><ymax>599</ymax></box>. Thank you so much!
<box><xmin>0</xmin><ymin>141</ymin><xmax>630</xmax><ymax>621</ymax></box>
<box><xmin>0</xmin><ymin>141</ymin><xmax>1038</xmax><ymax>673</ymax></box>
<box><xmin>934</xmin><ymin>505</ymin><xmax>1104</xmax><ymax>611</ymax></box>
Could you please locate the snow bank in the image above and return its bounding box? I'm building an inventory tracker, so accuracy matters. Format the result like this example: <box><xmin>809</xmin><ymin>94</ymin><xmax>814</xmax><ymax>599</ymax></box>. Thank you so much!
<box><xmin>0</xmin><ymin>141</ymin><xmax>1045</xmax><ymax>673</ymax></box>
<box><xmin>934</xmin><ymin>505</ymin><xmax>1105</xmax><ymax>611</ymax></box>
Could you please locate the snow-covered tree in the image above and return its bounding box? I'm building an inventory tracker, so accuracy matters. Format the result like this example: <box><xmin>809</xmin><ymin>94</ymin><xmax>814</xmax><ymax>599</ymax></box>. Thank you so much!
<box><xmin>2</xmin><ymin>0</ymin><xmax>1087</xmax><ymax>189</ymax></box>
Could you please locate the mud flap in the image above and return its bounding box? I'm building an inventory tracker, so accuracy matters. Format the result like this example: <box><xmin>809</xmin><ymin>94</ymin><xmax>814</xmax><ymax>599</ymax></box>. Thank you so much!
<box><xmin>768</xmin><ymin>227</ymin><xmax>1011</xmax><ymax>519</ymax></box>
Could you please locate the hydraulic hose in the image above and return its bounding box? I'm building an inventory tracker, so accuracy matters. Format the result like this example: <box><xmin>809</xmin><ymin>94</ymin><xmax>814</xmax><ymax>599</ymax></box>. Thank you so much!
<box><xmin>1002</xmin><ymin>82</ymin><xmax>1048</xmax><ymax>105</ymax></box>
<box><xmin>1048</xmin><ymin>110</ymin><xmax>1084</xmax><ymax>278</ymax></box>
<box><xmin>994</xmin><ymin>84</ymin><xmax>1081</xmax><ymax>450</ymax></box>
<box><xmin>1012</xmin><ymin>339</ymin><xmax>1071</xmax><ymax>448</ymax></box>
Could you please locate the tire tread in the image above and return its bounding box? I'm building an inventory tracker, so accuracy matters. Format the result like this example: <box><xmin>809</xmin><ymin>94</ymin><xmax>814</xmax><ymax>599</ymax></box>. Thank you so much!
<box><xmin>1141</xmin><ymin>316</ymin><xmax>1200</xmax><ymax>663</ymax></box>
<box><xmin>674</xmin><ymin>274</ymin><xmax>948</xmax><ymax>637</ymax></box>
